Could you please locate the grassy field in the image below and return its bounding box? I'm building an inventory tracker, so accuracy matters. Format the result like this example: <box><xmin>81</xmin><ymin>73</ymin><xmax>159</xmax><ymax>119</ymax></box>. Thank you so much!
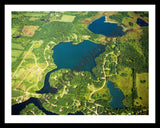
<box><xmin>112</xmin><ymin>67</ymin><xmax>133</xmax><ymax>96</ymax></box>
<box><xmin>134</xmin><ymin>73</ymin><xmax>148</xmax><ymax>107</ymax></box>
<box><xmin>12</xmin><ymin>28</ymin><xmax>17</xmax><ymax>35</ymax></box>
<box><xmin>21</xmin><ymin>12</ymin><xmax>49</xmax><ymax>17</ymax></box>
<box><xmin>12</xmin><ymin>50</ymin><xmax>23</xmax><ymax>58</ymax></box>
<box><xmin>60</xmin><ymin>15</ymin><xmax>76</xmax><ymax>22</ymax></box>
<box><xmin>49</xmin><ymin>14</ymin><xmax>76</xmax><ymax>22</ymax></box>
<box><xmin>12</xmin><ymin>43</ymin><xmax>24</xmax><ymax>50</ymax></box>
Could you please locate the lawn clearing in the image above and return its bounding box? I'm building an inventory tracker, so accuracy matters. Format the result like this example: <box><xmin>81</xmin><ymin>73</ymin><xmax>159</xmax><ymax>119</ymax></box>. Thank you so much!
<box><xmin>12</xmin><ymin>43</ymin><xmax>24</xmax><ymax>50</ymax></box>
<box><xmin>60</xmin><ymin>15</ymin><xmax>76</xmax><ymax>22</ymax></box>
<box><xmin>12</xmin><ymin>50</ymin><xmax>23</xmax><ymax>57</ymax></box>
<box><xmin>22</xmin><ymin>12</ymin><xmax>48</xmax><ymax>17</ymax></box>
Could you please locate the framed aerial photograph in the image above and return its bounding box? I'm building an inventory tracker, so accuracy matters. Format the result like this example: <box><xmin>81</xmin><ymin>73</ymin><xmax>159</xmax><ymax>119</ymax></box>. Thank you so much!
<box><xmin>5</xmin><ymin>4</ymin><xmax>155</xmax><ymax>123</ymax></box>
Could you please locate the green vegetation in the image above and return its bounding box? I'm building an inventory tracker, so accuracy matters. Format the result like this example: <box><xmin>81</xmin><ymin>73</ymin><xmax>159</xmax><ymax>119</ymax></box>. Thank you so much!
<box><xmin>134</xmin><ymin>11</ymin><xmax>148</xmax><ymax>17</ymax></box>
<box><xmin>109</xmin><ymin>12</ymin><xmax>132</xmax><ymax>23</ymax></box>
<box><xmin>20</xmin><ymin>103</ymin><xmax>46</xmax><ymax>115</ymax></box>
<box><xmin>118</xmin><ymin>42</ymin><xmax>148</xmax><ymax>73</ymax></box>
<box><xmin>12</xmin><ymin>11</ymin><xmax>148</xmax><ymax>115</ymax></box>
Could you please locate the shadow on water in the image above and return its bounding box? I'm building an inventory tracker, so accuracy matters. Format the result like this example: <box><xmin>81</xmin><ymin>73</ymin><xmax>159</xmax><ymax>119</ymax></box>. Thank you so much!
<box><xmin>36</xmin><ymin>68</ymin><xmax>58</xmax><ymax>94</ymax></box>
<box><xmin>12</xmin><ymin>97</ymin><xmax>58</xmax><ymax>115</ymax></box>
<box><xmin>12</xmin><ymin>97</ymin><xmax>83</xmax><ymax>115</ymax></box>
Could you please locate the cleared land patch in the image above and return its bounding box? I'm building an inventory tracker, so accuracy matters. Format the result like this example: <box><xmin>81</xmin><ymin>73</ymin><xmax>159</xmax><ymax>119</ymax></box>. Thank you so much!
<box><xmin>22</xmin><ymin>26</ymin><xmax>39</xmax><ymax>37</ymax></box>
<box><xmin>12</xmin><ymin>50</ymin><xmax>23</xmax><ymax>57</ymax></box>
<box><xmin>22</xmin><ymin>12</ymin><xmax>49</xmax><ymax>17</ymax></box>
<box><xmin>49</xmin><ymin>14</ymin><xmax>76</xmax><ymax>22</ymax></box>
<box><xmin>12</xmin><ymin>43</ymin><xmax>24</xmax><ymax>50</ymax></box>
<box><xmin>60</xmin><ymin>15</ymin><xmax>76</xmax><ymax>22</ymax></box>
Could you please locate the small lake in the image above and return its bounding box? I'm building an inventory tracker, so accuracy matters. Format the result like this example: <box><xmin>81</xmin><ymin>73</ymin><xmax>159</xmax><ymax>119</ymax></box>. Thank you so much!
<box><xmin>136</xmin><ymin>18</ymin><xmax>148</xmax><ymax>27</ymax></box>
<box><xmin>107</xmin><ymin>81</ymin><xmax>125</xmax><ymax>109</ymax></box>
<box><xmin>88</xmin><ymin>16</ymin><xmax>125</xmax><ymax>37</ymax></box>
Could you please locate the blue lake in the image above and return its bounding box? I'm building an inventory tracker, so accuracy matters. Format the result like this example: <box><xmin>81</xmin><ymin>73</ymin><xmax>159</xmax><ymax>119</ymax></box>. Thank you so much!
<box><xmin>107</xmin><ymin>81</ymin><xmax>125</xmax><ymax>109</ymax></box>
<box><xmin>136</xmin><ymin>18</ymin><xmax>148</xmax><ymax>27</ymax></box>
<box><xmin>53</xmin><ymin>40</ymin><xmax>106</xmax><ymax>72</ymax></box>
<box><xmin>88</xmin><ymin>16</ymin><xmax>125</xmax><ymax>37</ymax></box>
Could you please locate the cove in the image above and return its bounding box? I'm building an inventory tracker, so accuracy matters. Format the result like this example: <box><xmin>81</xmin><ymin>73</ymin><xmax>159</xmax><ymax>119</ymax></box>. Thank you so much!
<box><xmin>107</xmin><ymin>81</ymin><xmax>125</xmax><ymax>109</ymax></box>
<box><xmin>88</xmin><ymin>16</ymin><xmax>125</xmax><ymax>37</ymax></box>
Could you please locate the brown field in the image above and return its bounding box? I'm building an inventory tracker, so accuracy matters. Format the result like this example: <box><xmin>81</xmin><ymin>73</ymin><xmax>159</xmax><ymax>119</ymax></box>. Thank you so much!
<box><xmin>22</xmin><ymin>26</ymin><xmax>39</xmax><ymax>37</ymax></box>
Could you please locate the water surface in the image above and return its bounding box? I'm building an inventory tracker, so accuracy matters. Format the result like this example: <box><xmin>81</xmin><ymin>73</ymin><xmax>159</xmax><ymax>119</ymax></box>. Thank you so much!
<box><xmin>107</xmin><ymin>81</ymin><xmax>125</xmax><ymax>109</ymax></box>
<box><xmin>52</xmin><ymin>40</ymin><xmax>106</xmax><ymax>72</ymax></box>
<box><xmin>136</xmin><ymin>18</ymin><xmax>148</xmax><ymax>27</ymax></box>
<box><xmin>88</xmin><ymin>16</ymin><xmax>125</xmax><ymax>37</ymax></box>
